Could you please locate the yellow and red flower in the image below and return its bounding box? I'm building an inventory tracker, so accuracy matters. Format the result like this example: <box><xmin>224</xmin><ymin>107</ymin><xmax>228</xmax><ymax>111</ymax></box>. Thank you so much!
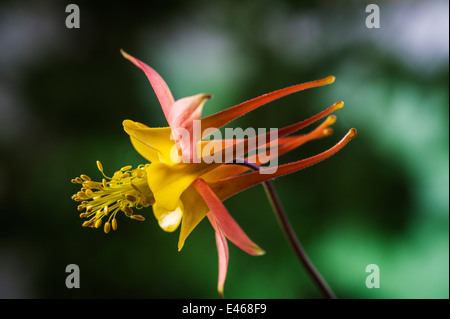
<box><xmin>71</xmin><ymin>50</ymin><xmax>356</xmax><ymax>296</ymax></box>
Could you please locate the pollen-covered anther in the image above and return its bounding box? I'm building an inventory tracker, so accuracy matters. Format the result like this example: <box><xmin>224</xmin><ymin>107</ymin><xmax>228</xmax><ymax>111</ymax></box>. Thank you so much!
<box><xmin>112</xmin><ymin>218</ymin><xmax>118</xmax><ymax>231</ymax></box>
<box><xmin>95</xmin><ymin>219</ymin><xmax>102</xmax><ymax>228</ymax></box>
<box><xmin>125</xmin><ymin>194</ymin><xmax>138</xmax><ymax>202</ymax></box>
<box><xmin>95</xmin><ymin>210</ymin><xmax>103</xmax><ymax>218</ymax></box>
<box><xmin>84</xmin><ymin>181</ymin><xmax>97</xmax><ymax>189</ymax></box>
<box><xmin>71</xmin><ymin>162</ymin><xmax>155</xmax><ymax>233</ymax></box>
<box><xmin>113</xmin><ymin>171</ymin><xmax>122</xmax><ymax>179</ymax></box>
<box><xmin>96</xmin><ymin>160</ymin><xmax>104</xmax><ymax>172</ymax></box>
<box><xmin>133</xmin><ymin>170</ymin><xmax>145</xmax><ymax>178</ymax></box>
<box><xmin>131</xmin><ymin>215</ymin><xmax>145</xmax><ymax>221</ymax></box>
<box><xmin>80</xmin><ymin>174</ymin><xmax>91</xmax><ymax>181</ymax></box>
<box><xmin>130</xmin><ymin>182</ymin><xmax>141</xmax><ymax>193</ymax></box>
<box><xmin>104</xmin><ymin>222</ymin><xmax>111</xmax><ymax>234</ymax></box>
<box><xmin>121</xmin><ymin>205</ymin><xmax>133</xmax><ymax>216</ymax></box>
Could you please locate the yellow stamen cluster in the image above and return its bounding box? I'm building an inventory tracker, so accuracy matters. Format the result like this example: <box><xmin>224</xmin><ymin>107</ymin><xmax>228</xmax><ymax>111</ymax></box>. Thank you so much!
<box><xmin>71</xmin><ymin>161</ymin><xmax>154</xmax><ymax>233</ymax></box>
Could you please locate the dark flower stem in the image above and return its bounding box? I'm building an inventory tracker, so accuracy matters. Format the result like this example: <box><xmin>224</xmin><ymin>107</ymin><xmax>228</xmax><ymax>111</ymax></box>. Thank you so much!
<box><xmin>230</xmin><ymin>159</ymin><xmax>337</xmax><ymax>299</ymax></box>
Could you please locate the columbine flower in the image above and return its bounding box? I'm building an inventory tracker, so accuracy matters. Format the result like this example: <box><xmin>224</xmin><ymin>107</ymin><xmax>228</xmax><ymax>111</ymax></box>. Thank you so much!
<box><xmin>71</xmin><ymin>50</ymin><xmax>356</xmax><ymax>296</ymax></box>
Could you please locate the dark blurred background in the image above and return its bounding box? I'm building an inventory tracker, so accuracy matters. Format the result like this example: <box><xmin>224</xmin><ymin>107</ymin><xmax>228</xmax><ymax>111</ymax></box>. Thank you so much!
<box><xmin>0</xmin><ymin>0</ymin><xmax>448</xmax><ymax>299</ymax></box>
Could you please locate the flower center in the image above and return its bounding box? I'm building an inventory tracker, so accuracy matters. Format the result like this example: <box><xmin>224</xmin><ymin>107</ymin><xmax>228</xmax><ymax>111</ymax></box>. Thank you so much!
<box><xmin>71</xmin><ymin>161</ymin><xmax>155</xmax><ymax>233</ymax></box>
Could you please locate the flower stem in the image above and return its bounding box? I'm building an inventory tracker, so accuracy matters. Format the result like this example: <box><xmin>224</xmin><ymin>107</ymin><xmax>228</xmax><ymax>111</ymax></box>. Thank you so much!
<box><xmin>230</xmin><ymin>160</ymin><xmax>337</xmax><ymax>299</ymax></box>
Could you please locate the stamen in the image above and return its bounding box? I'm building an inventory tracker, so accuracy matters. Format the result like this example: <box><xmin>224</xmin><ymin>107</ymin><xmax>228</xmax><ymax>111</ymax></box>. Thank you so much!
<box><xmin>121</xmin><ymin>206</ymin><xmax>133</xmax><ymax>216</ymax></box>
<box><xmin>104</xmin><ymin>222</ymin><xmax>111</xmax><ymax>234</ymax></box>
<box><xmin>82</xmin><ymin>221</ymin><xmax>92</xmax><ymax>227</ymax></box>
<box><xmin>80</xmin><ymin>174</ymin><xmax>91</xmax><ymax>181</ymax></box>
<box><xmin>95</xmin><ymin>219</ymin><xmax>102</xmax><ymax>228</ymax></box>
<box><xmin>131</xmin><ymin>215</ymin><xmax>145</xmax><ymax>221</ymax></box>
<box><xmin>77</xmin><ymin>191</ymin><xmax>86</xmax><ymax>198</ymax></box>
<box><xmin>71</xmin><ymin>162</ymin><xmax>154</xmax><ymax>233</ymax></box>
<box><xmin>96</xmin><ymin>160</ymin><xmax>104</xmax><ymax>172</ymax></box>
<box><xmin>130</xmin><ymin>182</ymin><xmax>141</xmax><ymax>193</ymax></box>
<box><xmin>84</xmin><ymin>181</ymin><xmax>96</xmax><ymax>189</ymax></box>
<box><xmin>134</xmin><ymin>170</ymin><xmax>145</xmax><ymax>178</ymax></box>
<box><xmin>112</xmin><ymin>218</ymin><xmax>118</xmax><ymax>231</ymax></box>
<box><xmin>125</xmin><ymin>194</ymin><xmax>137</xmax><ymax>202</ymax></box>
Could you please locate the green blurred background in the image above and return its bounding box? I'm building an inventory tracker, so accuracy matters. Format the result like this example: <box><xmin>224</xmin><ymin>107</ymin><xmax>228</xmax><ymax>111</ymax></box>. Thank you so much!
<box><xmin>0</xmin><ymin>0</ymin><xmax>448</xmax><ymax>299</ymax></box>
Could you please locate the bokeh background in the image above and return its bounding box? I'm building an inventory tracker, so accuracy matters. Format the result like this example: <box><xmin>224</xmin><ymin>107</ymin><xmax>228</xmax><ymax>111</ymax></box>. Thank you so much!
<box><xmin>0</xmin><ymin>0</ymin><xmax>448</xmax><ymax>299</ymax></box>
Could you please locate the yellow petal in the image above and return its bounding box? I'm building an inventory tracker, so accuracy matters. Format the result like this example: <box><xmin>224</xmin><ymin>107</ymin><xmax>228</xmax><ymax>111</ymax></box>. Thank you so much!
<box><xmin>153</xmin><ymin>201</ymin><xmax>183</xmax><ymax>232</ymax></box>
<box><xmin>123</xmin><ymin>120</ymin><xmax>177</xmax><ymax>163</ymax></box>
<box><xmin>128</xmin><ymin>135</ymin><xmax>160</xmax><ymax>163</ymax></box>
<box><xmin>146</xmin><ymin>161</ymin><xmax>221</xmax><ymax>211</ymax></box>
<box><xmin>178</xmin><ymin>185</ymin><xmax>210</xmax><ymax>251</ymax></box>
